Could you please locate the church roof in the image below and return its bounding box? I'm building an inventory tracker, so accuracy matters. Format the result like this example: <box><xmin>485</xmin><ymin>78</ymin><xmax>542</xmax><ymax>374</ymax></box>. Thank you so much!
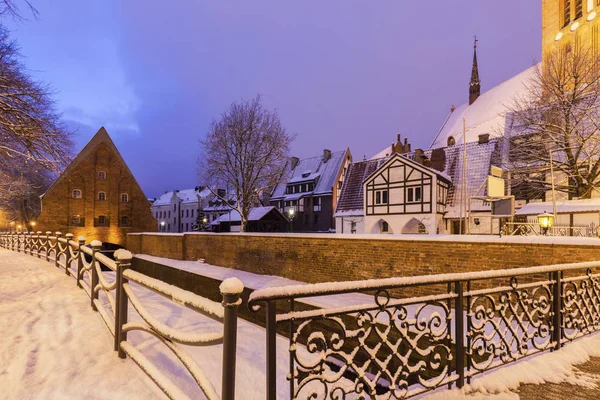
<box><xmin>430</xmin><ymin>64</ymin><xmax>539</xmax><ymax>149</ymax></box>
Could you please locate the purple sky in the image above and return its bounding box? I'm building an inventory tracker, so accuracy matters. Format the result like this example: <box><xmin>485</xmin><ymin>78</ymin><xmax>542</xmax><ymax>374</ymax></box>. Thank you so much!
<box><xmin>7</xmin><ymin>1</ymin><xmax>541</xmax><ymax>198</ymax></box>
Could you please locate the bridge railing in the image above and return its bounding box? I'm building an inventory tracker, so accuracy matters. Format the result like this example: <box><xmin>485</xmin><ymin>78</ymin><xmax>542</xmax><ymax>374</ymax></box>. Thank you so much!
<box><xmin>249</xmin><ymin>259</ymin><xmax>600</xmax><ymax>399</ymax></box>
<box><xmin>0</xmin><ymin>231</ymin><xmax>243</xmax><ymax>400</ymax></box>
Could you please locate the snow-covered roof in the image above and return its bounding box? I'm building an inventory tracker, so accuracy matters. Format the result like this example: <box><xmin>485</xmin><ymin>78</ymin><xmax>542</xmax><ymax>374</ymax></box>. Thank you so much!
<box><xmin>516</xmin><ymin>199</ymin><xmax>600</xmax><ymax>216</ymax></box>
<box><xmin>335</xmin><ymin>157</ymin><xmax>389</xmax><ymax>214</ymax></box>
<box><xmin>213</xmin><ymin>206</ymin><xmax>278</xmax><ymax>223</ymax></box>
<box><xmin>430</xmin><ymin>64</ymin><xmax>538</xmax><ymax>149</ymax></box>
<box><xmin>271</xmin><ymin>149</ymin><xmax>348</xmax><ymax>200</ymax></box>
<box><xmin>152</xmin><ymin>187</ymin><xmax>212</xmax><ymax>206</ymax></box>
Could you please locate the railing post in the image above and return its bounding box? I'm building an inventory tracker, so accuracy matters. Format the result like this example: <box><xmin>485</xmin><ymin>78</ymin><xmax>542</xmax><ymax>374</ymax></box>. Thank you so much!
<box><xmin>553</xmin><ymin>270</ymin><xmax>562</xmax><ymax>350</ymax></box>
<box><xmin>455</xmin><ymin>281</ymin><xmax>465</xmax><ymax>389</ymax></box>
<box><xmin>76</xmin><ymin>237</ymin><xmax>85</xmax><ymax>288</ymax></box>
<box><xmin>45</xmin><ymin>231</ymin><xmax>52</xmax><ymax>262</ymax></box>
<box><xmin>266</xmin><ymin>300</ymin><xmax>277</xmax><ymax>400</ymax></box>
<box><xmin>36</xmin><ymin>231</ymin><xmax>42</xmax><ymax>258</ymax></box>
<box><xmin>16</xmin><ymin>232</ymin><xmax>21</xmax><ymax>252</ymax></box>
<box><xmin>220</xmin><ymin>278</ymin><xmax>244</xmax><ymax>400</ymax></box>
<box><xmin>54</xmin><ymin>232</ymin><xmax>62</xmax><ymax>267</ymax></box>
<box><xmin>114</xmin><ymin>249</ymin><xmax>132</xmax><ymax>354</ymax></box>
<box><xmin>65</xmin><ymin>234</ymin><xmax>74</xmax><ymax>275</ymax></box>
<box><xmin>90</xmin><ymin>240</ymin><xmax>102</xmax><ymax>311</ymax></box>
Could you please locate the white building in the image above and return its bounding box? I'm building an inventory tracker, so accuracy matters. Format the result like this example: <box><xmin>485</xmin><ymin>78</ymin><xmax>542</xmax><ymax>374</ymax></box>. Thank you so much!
<box><xmin>151</xmin><ymin>187</ymin><xmax>212</xmax><ymax>233</ymax></box>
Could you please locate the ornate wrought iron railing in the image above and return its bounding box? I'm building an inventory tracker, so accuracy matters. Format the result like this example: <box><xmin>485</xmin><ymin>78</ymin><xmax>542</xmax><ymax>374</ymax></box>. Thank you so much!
<box><xmin>0</xmin><ymin>231</ymin><xmax>243</xmax><ymax>400</ymax></box>
<box><xmin>249</xmin><ymin>260</ymin><xmax>600</xmax><ymax>399</ymax></box>
<box><xmin>502</xmin><ymin>222</ymin><xmax>598</xmax><ymax>237</ymax></box>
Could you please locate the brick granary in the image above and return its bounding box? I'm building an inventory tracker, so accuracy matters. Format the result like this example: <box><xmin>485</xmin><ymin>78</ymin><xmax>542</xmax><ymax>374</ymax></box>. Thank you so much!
<box><xmin>37</xmin><ymin>127</ymin><xmax>156</xmax><ymax>246</ymax></box>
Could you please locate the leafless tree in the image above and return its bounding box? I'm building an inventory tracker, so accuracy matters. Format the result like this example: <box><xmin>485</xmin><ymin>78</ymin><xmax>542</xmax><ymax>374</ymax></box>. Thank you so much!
<box><xmin>198</xmin><ymin>95</ymin><xmax>294</xmax><ymax>232</ymax></box>
<box><xmin>0</xmin><ymin>0</ymin><xmax>37</xmax><ymax>20</ymax></box>
<box><xmin>508</xmin><ymin>38</ymin><xmax>600</xmax><ymax>200</ymax></box>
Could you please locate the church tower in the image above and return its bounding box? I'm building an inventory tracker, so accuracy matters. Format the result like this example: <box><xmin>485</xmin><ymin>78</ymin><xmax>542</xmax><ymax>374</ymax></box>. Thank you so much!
<box><xmin>469</xmin><ymin>37</ymin><xmax>481</xmax><ymax>105</ymax></box>
<box><xmin>542</xmin><ymin>0</ymin><xmax>600</xmax><ymax>64</ymax></box>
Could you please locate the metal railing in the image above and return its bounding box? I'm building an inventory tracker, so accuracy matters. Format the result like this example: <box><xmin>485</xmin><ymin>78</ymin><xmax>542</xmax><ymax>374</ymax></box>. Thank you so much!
<box><xmin>0</xmin><ymin>231</ymin><xmax>243</xmax><ymax>400</ymax></box>
<box><xmin>502</xmin><ymin>222</ymin><xmax>598</xmax><ymax>237</ymax></box>
<box><xmin>249</xmin><ymin>260</ymin><xmax>600</xmax><ymax>399</ymax></box>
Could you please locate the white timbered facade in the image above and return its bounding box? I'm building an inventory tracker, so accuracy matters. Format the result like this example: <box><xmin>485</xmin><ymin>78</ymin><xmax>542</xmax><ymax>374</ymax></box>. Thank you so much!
<box><xmin>363</xmin><ymin>154</ymin><xmax>450</xmax><ymax>234</ymax></box>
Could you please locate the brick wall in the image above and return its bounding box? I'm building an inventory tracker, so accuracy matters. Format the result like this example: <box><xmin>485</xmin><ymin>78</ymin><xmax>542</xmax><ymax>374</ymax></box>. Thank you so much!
<box><xmin>127</xmin><ymin>233</ymin><xmax>600</xmax><ymax>284</ymax></box>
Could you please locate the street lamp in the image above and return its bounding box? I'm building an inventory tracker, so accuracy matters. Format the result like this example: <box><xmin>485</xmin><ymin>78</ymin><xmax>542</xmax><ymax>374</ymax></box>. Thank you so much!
<box><xmin>537</xmin><ymin>212</ymin><xmax>554</xmax><ymax>236</ymax></box>
<box><xmin>30</xmin><ymin>221</ymin><xmax>36</xmax><ymax>232</ymax></box>
<box><xmin>17</xmin><ymin>225</ymin><xmax>22</xmax><ymax>232</ymax></box>
<box><xmin>160</xmin><ymin>221</ymin><xmax>165</xmax><ymax>232</ymax></box>
<box><xmin>288</xmin><ymin>208</ymin><xmax>295</xmax><ymax>233</ymax></box>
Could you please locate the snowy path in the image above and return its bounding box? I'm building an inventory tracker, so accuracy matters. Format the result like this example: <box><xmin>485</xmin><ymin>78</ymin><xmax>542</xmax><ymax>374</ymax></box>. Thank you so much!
<box><xmin>0</xmin><ymin>248</ymin><xmax>163</xmax><ymax>399</ymax></box>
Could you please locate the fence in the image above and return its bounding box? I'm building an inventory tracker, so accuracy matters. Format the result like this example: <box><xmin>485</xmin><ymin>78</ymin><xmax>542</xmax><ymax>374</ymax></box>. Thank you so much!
<box><xmin>249</xmin><ymin>259</ymin><xmax>600</xmax><ymax>399</ymax></box>
<box><xmin>0</xmin><ymin>231</ymin><xmax>243</xmax><ymax>400</ymax></box>
<box><xmin>502</xmin><ymin>222</ymin><xmax>598</xmax><ymax>237</ymax></box>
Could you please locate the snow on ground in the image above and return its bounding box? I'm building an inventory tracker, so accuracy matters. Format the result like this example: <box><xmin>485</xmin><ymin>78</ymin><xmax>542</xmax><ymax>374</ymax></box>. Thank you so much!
<box><xmin>0</xmin><ymin>248</ymin><xmax>162</xmax><ymax>399</ymax></box>
<box><xmin>0</xmin><ymin>248</ymin><xmax>292</xmax><ymax>399</ymax></box>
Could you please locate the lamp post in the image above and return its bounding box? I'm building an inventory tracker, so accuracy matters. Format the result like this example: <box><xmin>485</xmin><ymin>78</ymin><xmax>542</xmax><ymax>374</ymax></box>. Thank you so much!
<box><xmin>537</xmin><ymin>212</ymin><xmax>554</xmax><ymax>236</ymax></box>
<box><xmin>288</xmin><ymin>208</ymin><xmax>295</xmax><ymax>233</ymax></box>
<box><xmin>202</xmin><ymin>217</ymin><xmax>208</xmax><ymax>232</ymax></box>
<box><xmin>160</xmin><ymin>221</ymin><xmax>165</xmax><ymax>232</ymax></box>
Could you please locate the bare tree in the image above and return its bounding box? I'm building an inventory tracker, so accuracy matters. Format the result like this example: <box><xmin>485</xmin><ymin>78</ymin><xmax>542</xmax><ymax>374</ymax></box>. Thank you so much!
<box><xmin>198</xmin><ymin>95</ymin><xmax>294</xmax><ymax>232</ymax></box>
<box><xmin>509</xmin><ymin>38</ymin><xmax>600</xmax><ymax>200</ymax></box>
<box><xmin>0</xmin><ymin>0</ymin><xmax>38</xmax><ymax>20</ymax></box>
<box><xmin>0</xmin><ymin>26</ymin><xmax>71</xmax><ymax>172</ymax></box>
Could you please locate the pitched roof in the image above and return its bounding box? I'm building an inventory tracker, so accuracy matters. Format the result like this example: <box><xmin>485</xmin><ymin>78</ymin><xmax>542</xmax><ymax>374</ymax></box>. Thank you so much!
<box><xmin>334</xmin><ymin>157</ymin><xmax>389</xmax><ymax>215</ymax></box>
<box><xmin>212</xmin><ymin>206</ymin><xmax>279</xmax><ymax>223</ymax></box>
<box><xmin>41</xmin><ymin>127</ymin><xmax>145</xmax><ymax>199</ymax></box>
<box><xmin>516</xmin><ymin>199</ymin><xmax>600</xmax><ymax>215</ymax></box>
<box><xmin>430</xmin><ymin>64</ymin><xmax>538</xmax><ymax>149</ymax></box>
<box><xmin>271</xmin><ymin>149</ymin><xmax>348</xmax><ymax>200</ymax></box>
<box><xmin>152</xmin><ymin>187</ymin><xmax>213</xmax><ymax>206</ymax></box>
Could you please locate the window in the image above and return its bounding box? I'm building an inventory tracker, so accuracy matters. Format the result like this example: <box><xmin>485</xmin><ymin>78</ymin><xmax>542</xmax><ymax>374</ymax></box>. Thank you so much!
<box><xmin>71</xmin><ymin>215</ymin><xmax>81</xmax><ymax>225</ymax></box>
<box><xmin>121</xmin><ymin>216</ymin><xmax>129</xmax><ymax>226</ymax></box>
<box><xmin>350</xmin><ymin>221</ymin><xmax>357</xmax><ymax>234</ymax></box>
<box><xmin>447</xmin><ymin>136</ymin><xmax>456</xmax><ymax>146</ymax></box>
<box><xmin>173</xmin><ymin>204</ymin><xmax>176</xmax><ymax>211</ymax></box>
<box><xmin>407</xmin><ymin>187</ymin><xmax>422</xmax><ymax>203</ymax></box>
<box><xmin>98</xmin><ymin>171</ymin><xmax>106</xmax><ymax>180</ymax></box>
<box><xmin>382</xmin><ymin>221</ymin><xmax>389</xmax><ymax>233</ymax></box>
<box><xmin>98</xmin><ymin>192</ymin><xmax>106</xmax><ymax>201</ymax></box>
<box><xmin>186</xmin><ymin>209</ymin><xmax>189</xmax><ymax>218</ymax></box>
<box><xmin>121</xmin><ymin>193</ymin><xmax>129</xmax><ymax>203</ymax></box>
<box><xmin>191</xmin><ymin>209</ymin><xmax>194</xmax><ymax>218</ymax></box>
<box><xmin>98</xmin><ymin>215</ymin><xmax>107</xmax><ymax>226</ymax></box>
<box><xmin>186</xmin><ymin>223</ymin><xmax>189</xmax><ymax>231</ymax></box>
<box><xmin>563</xmin><ymin>0</ymin><xmax>571</xmax><ymax>27</ymax></box>
<box><xmin>168</xmin><ymin>211</ymin><xmax>171</xmax><ymax>218</ymax></box>
<box><xmin>575</xmin><ymin>0</ymin><xmax>583</xmax><ymax>19</ymax></box>
<box><xmin>375</xmin><ymin>190</ymin><xmax>388</xmax><ymax>205</ymax></box>
<box><xmin>313</xmin><ymin>197</ymin><xmax>322</xmax><ymax>212</ymax></box>
<box><xmin>72</xmin><ymin>189</ymin><xmax>82</xmax><ymax>199</ymax></box>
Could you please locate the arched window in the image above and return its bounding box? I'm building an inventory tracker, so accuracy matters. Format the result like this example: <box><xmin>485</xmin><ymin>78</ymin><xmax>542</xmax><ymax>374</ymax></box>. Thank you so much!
<box><xmin>121</xmin><ymin>216</ymin><xmax>129</xmax><ymax>226</ymax></box>
<box><xmin>72</xmin><ymin>189</ymin><xmax>82</xmax><ymax>199</ymax></box>
<box><xmin>98</xmin><ymin>192</ymin><xmax>106</xmax><ymax>201</ymax></box>
<box><xmin>575</xmin><ymin>0</ymin><xmax>583</xmax><ymax>19</ymax></box>
<box><xmin>98</xmin><ymin>171</ymin><xmax>106</xmax><ymax>180</ymax></box>
<box><xmin>121</xmin><ymin>193</ymin><xmax>129</xmax><ymax>202</ymax></box>
<box><xmin>447</xmin><ymin>136</ymin><xmax>456</xmax><ymax>146</ymax></box>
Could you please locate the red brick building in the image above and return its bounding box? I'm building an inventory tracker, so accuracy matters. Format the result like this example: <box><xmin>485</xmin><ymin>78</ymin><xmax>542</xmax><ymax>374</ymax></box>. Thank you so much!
<box><xmin>38</xmin><ymin>127</ymin><xmax>156</xmax><ymax>246</ymax></box>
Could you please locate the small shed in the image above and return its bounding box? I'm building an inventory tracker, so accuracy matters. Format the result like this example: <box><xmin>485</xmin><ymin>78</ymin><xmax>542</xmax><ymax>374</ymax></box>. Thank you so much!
<box><xmin>211</xmin><ymin>206</ymin><xmax>289</xmax><ymax>233</ymax></box>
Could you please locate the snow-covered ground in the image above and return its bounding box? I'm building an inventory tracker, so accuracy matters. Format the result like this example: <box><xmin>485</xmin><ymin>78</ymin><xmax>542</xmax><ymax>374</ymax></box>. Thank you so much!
<box><xmin>0</xmin><ymin>248</ymin><xmax>292</xmax><ymax>399</ymax></box>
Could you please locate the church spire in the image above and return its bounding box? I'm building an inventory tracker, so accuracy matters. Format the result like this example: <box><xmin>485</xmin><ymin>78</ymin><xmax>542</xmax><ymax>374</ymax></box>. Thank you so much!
<box><xmin>469</xmin><ymin>36</ymin><xmax>481</xmax><ymax>105</ymax></box>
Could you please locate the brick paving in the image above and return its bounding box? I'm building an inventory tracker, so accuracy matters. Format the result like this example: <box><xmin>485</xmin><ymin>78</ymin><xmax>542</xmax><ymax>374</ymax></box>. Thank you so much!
<box><xmin>515</xmin><ymin>357</ymin><xmax>600</xmax><ymax>400</ymax></box>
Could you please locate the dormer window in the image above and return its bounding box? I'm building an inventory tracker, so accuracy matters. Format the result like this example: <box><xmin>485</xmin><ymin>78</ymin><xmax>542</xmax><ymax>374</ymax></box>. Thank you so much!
<box><xmin>302</xmin><ymin>172</ymin><xmax>310</xmax><ymax>178</ymax></box>
<box><xmin>72</xmin><ymin>189</ymin><xmax>82</xmax><ymax>199</ymax></box>
<box><xmin>98</xmin><ymin>171</ymin><xmax>106</xmax><ymax>180</ymax></box>
<box><xmin>447</xmin><ymin>136</ymin><xmax>456</xmax><ymax>146</ymax></box>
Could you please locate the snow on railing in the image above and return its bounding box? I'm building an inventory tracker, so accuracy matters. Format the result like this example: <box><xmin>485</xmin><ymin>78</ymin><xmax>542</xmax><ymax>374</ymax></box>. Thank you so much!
<box><xmin>0</xmin><ymin>231</ymin><xmax>244</xmax><ymax>400</ymax></box>
<box><xmin>502</xmin><ymin>222</ymin><xmax>598</xmax><ymax>237</ymax></box>
<box><xmin>249</xmin><ymin>258</ymin><xmax>600</xmax><ymax>400</ymax></box>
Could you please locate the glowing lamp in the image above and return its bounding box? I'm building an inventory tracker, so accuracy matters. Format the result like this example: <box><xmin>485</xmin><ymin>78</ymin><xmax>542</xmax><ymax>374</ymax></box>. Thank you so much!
<box><xmin>571</xmin><ymin>22</ymin><xmax>580</xmax><ymax>32</ymax></box>
<box><xmin>588</xmin><ymin>12</ymin><xmax>597</xmax><ymax>22</ymax></box>
<box><xmin>537</xmin><ymin>212</ymin><xmax>554</xmax><ymax>235</ymax></box>
<box><xmin>288</xmin><ymin>208</ymin><xmax>295</xmax><ymax>217</ymax></box>
<box><xmin>555</xmin><ymin>32</ymin><xmax>563</xmax><ymax>41</ymax></box>
<box><xmin>203</xmin><ymin>217</ymin><xmax>208</xmax><ymax>224</ymax></box>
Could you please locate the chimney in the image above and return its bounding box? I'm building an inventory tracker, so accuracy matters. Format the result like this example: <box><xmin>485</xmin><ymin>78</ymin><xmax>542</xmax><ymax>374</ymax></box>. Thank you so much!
<box><xmin>323</xmin><ymin>149</ymin><xmax>331</xmax><ymax>163</ymax></box>
<box><xmin>414</xmin><ymin>149</ymin><xmax>425</xmax><ymax>165</ymax></box>
<box><xmin>478</xmin><ymin>133</ymin><xmax>490</xmax><ymax>144</ymax></box>
<box><xmin>291</xmin><ymin>156</ymin><xmax>299</xmax><ymax>170</ymax></box>
<box><xmin>392</xmin><ymin>133</ymin><xmax>412</xmax><ymax>155</ymax></box>
<box><xmin>217</xmin><ymin>188</ymin><xmax>226</xmax><ymax>198</ymax></box>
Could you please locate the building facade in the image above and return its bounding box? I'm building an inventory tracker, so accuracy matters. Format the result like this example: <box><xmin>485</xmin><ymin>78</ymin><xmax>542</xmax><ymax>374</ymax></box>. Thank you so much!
<box><xmin>37</xmin><ymin>127</ymin><xmax>156</xmax><ymax>246</ymax></box>
<box><xmin>151</xmin><ymin>187</ymin><xmax>213</xmax><ymax>233</ymax></box>
<box><xmin>270</xmin><ymin>149</ymin><xmax>352</xmax><ymax>232</ymax></box>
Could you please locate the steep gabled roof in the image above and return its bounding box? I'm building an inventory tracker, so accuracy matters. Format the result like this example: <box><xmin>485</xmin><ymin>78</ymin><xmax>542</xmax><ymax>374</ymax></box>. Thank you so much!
<box><xmin>334</xmin><ymin>157</ymin><xmax>389</xmax><ymax>215</ymax></box>
<box><xmin>152</xmin><ymin>187</ymin><xmax>213</xmax><ymax>206</ymax></box>
<box><xmin>41</xmin><ymin>127</ymin><xmax>146</xmax><ymax>200</ymax></box>
<box><xmin>271</xmin><ymin>149</ymin><xmax>348</xmax><ymax>200</ymax></box>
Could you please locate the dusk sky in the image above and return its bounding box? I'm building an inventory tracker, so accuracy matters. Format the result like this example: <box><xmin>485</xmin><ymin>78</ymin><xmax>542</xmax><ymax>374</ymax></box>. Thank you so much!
<box><xmin>6</xmin><ymin>1</ymin><xmax>540</xmax><ymax>198</ymax></box>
